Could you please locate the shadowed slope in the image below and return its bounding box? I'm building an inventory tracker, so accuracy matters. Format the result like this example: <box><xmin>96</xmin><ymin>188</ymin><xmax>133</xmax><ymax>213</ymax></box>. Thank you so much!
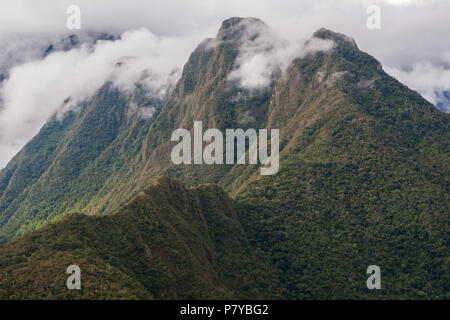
<box><xmin>0</xmin><ymin>177</ymin><xmax>277</xmax><ymax>299</ymax></box>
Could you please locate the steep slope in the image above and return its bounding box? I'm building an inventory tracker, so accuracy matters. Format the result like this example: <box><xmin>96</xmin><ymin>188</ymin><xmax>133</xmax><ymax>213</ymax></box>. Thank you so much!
<box><xmin>232</xmin><ymin>28</ymin><xmax>449</xmax><ymax>299</ymax></box>
<box><xmin>0</xmin><ymin>17</ymin><xmax>448</xmax><ymax>299</ymax></box>
<box><xmin>0</xmin><ymin>177</ymin><xmax>277</xmax><ymax>299</ymax></box>
<box><xmin>0</xmin><ymin>83</ymin><xmax>161</xmax><ymax>241</ymax></box>
<box><xmin>113</xmin><ymin>20</ymin><xmax>448</xmax><ymax>298</ymax></box>
<box><xmin>0</xmin><ymin>17</ymin><xmax>277</xmax><ymax>241</ymax></box>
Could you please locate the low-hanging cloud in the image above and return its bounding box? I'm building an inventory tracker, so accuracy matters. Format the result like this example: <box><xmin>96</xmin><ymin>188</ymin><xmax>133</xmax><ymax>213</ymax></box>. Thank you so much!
<box><xmin>0</xmin><ymin>0</ymin><xmax>450</xmax><ymax>169</ymax></box>
<box><xmin>0</xmin><ymin>28</ymin><xmax>201</xmax><ymax>168</ymax></box>
<box><xmin>226</xmin><ymin>19</ymin><xmax>334</xmax><ymax>90</ymax></box>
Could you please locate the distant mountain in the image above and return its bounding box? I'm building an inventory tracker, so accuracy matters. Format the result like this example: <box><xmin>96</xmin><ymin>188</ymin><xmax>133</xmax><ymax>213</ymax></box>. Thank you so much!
<box><xmin>0</xmin><ymin>17</ymin><xmax>448</xmax><ymax>299</ymax></box>
<box><xmin>43</xmin><ymin>32</ymin><xmax>118</xmax><ymax>57</ymax></box>
<box><xmin>0</xmin><ymin>32</ymin><xmax>118</xmax><ymax>85</ymax></box>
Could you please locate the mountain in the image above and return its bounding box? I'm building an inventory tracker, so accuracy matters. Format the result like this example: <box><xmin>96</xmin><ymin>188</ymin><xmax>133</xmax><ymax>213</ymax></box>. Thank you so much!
<box><xmin>0</xmin><ymin>17</ymin><xmax>274</xmax><ymax>240</ymax></box>
<box><xmin>0</xmin><ymin>177</ymin><xmax>278</xmax><ymax>299</ymax></box>
<box><xmin>0</xmin><ymin>32</ymin><xmax>118</xmax><ymax>90</ymax></box>
<box><xmin>0</xmin><ymin>17</ymin><xmax>448</xmax><ymax>299</ymax></box>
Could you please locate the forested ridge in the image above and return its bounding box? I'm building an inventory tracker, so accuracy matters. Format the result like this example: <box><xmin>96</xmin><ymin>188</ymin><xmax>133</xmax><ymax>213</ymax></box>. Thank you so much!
<box><xmin>0</xmin><ymin>18</ymin><xmax>448</xmax><ymax>299</ymax></box>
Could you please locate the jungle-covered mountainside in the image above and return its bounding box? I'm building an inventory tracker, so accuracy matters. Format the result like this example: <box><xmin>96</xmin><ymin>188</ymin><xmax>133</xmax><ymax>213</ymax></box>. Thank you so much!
<box><xmin>0</xmin><ymin>17</ymin><xmax>448</xmax><ymax>299</ymax></box>
<box><xmin>0</xmin><ymin>177</ymin><xmax>277</xmax><ymax>299</ymax></box>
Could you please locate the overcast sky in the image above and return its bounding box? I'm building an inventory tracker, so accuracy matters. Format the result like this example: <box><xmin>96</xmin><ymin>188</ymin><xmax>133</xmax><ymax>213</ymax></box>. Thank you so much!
<box><xmin>0</xmin><ymin>0</ymin><xmax>449</xmax><ymax>168</ymax></box>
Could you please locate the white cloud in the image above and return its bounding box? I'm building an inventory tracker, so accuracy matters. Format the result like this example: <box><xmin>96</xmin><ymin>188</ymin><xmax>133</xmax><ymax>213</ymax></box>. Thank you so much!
<box><xmin>0</xmin><ymin>28</ymin><xmax>201</xmax><ymax>168</ymax></box>
<box><xmin>385</xmin><ymin>62</ymin><xmax>450</xmax><ymax>112</ymax></box>
<box><xmin>0</xmin><ymin>0</ymin><xmax>450</xmax><ymax>168</ymax></box>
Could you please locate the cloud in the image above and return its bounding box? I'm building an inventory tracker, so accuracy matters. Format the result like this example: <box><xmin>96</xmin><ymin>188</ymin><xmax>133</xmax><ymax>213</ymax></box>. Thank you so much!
<box><xmin>385</xmin><ymin>62</ymin><xmax>450</xmax><ymax>112</ymax></box>
<box><xmin>0</xmin><ymin>28</ymin><xmax>201</xmax><ymax>168</ymax></box>
<box><xmin>376</xmin><ymin>0</ymin><xmax>437</xmax><ymax>6</ymax></box>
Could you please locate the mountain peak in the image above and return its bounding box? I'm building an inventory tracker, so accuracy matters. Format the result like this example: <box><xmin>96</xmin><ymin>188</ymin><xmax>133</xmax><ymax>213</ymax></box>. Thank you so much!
<box><xmin>216</xmin><ymin>17</ymin><xmax>268</xmax><ymax>42</ymax></box>
<box><xmin>0</xmin><ymin>16</ymin><xmax>448</xmax><ymax>300</ymax></box>
<box><xmin>313</xmin><ymin>27</ymin><xmax>357</xmax><ymax>49</ymax></box>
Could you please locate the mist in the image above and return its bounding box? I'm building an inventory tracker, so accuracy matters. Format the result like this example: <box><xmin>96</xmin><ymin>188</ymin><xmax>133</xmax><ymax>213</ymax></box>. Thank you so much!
<box><xmin>224</xmin><ymin>18</ymin><xmax>334</xmax><ymax>90</ymax></box>
<box><xmin>0</xmin><ymin>0</ymin><xmax>449</xmax><ymax>168</ymax></box>
<box><xmin>0</xmin><ymin>28</ymin><xmax>202</xmax><ymax>168</ymax></box>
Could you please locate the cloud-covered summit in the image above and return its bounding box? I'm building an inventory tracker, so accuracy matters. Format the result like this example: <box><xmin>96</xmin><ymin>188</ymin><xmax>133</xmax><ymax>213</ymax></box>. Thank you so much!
<box><xmin>0</xmin><ymin>0</ymin><xmax>449</xmax><ymax>169</ymax></box>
